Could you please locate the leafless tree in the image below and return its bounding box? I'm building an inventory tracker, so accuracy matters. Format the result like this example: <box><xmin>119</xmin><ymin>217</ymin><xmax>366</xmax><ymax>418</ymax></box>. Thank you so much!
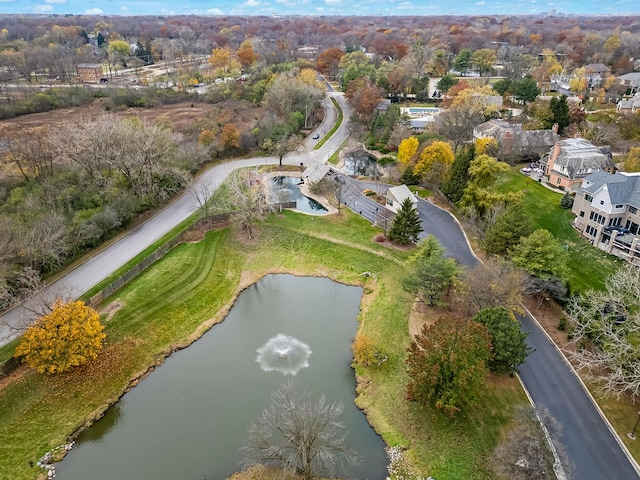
<box><xmin>455</xmin><ymin>259</ymin><xmax>526</xmax><ymax>316</ymax></box>
<box><xmin>240</xmin><ymin>381</ymin><xmax>360</xmax><ymax>480</ymax></box>
<box><xmin>492</xmin><ymin>406</ymin><xmax>570</xmax><ymax>480</ymax></box>
<box><xmin>211</xmin><ymin>168</ymin><xmax>273</xmax><ymax>239</ymax></box>
<box><xmin>568</xmin><ymin>265</ymin><xmax>640</xmax><ymax>400</ymax></box>
<box><xmin>192</xmin><ymin>181</ymin><xmax>216</xmax><ymax>227</ymax></box>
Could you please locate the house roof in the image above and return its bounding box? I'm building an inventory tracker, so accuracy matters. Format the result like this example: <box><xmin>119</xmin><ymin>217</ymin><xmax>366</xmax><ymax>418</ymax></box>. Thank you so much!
<box><xmin>551</xmin><ymin>138</ymin><xmax>613</xmax><ymax>179</ymax></box>
<box><xmin>580</xmin><ymin>172</ymin><xmax>640</xmax><ymax>209</ymax></box>
<box><xmin>302</xmin><ymin>163</ymin><xmax>331</xmax><ymax>184</ymax></box>
<box><xmin>387</xmin><ymin>184</ymin><xmax>416</xmax><ymax>205</ymax></box>
<box><xmin>474</xmin><ymin>119</ymin><xmax>557</xmax><ymax>150</ymax></box>
<box><xmin>584</xmin><ymin>63</ymin><xmax>609</xmax><ymax>74</ymax></box>
<box><xmin>77</xmin><ymin>63</ymin><xmax>102</xmax><ymax>69</ymax></box>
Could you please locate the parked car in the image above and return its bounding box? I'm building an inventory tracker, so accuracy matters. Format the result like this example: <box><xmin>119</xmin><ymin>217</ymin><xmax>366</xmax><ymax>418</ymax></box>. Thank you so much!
<box><xmin>312</xmin><ymin>133</ymin><xmax>320</xmax><ymax>140</ymax></box>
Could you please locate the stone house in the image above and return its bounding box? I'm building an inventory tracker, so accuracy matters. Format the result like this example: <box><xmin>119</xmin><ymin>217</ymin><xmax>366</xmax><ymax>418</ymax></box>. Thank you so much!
<box><xmin>572</xmin><ymin>171</ymin><xmax>640</xmax><ymax>264</ymax></box>
<box><xmin>473</xmin><ymin>119</ymin><xmax>558</xmax><ymax>160</ymax></box>
<box><xmin>543</xmin><ymin>138</ymin><xmax>615</xmax><ymax>192</ymax></box>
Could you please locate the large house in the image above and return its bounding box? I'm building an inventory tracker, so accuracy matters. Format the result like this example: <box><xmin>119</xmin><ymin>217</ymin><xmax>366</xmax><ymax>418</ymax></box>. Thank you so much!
<box><xmin>616</xmin><ymin>72</ymin><xmax>640</xmax><ymax>94</ymax></box>
<box><xmin>543</xmin><ymin>138</ymin><xmax>615</xmax><ymax>192</ymax></box>
<box><xmin>617</xmin><ymin>92</ymin><xmax>640</xmax><ymax>114</ymax></box>
<box><xmin>473</xmin><ymin>119</ymin><xmax>558</xmax><ymax>160</ymax></box>
<box><xmin>572</xmin><ymin>171</ymin><xmax>640</xmax><ymax>264</ymax></box>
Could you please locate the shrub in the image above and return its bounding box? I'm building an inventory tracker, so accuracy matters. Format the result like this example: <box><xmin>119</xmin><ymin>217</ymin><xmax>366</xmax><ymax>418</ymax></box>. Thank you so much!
<box><xmin>352</xmin><ymin>333</ymin><xmax>387</xmax><ymax>367</ymax></box>
<box><xmin>557</xmin><ymin>316</ymin><xmax>567</xmax><ymax>331</ymax></box>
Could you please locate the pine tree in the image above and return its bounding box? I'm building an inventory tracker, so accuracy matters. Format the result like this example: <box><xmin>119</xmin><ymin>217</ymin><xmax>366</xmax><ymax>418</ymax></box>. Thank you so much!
<box><xmin>548</xmin><ymin>95</ymin><xmax>571</xmax><ymax>134</ymax></box>
<box><xmin>388</xmin><ymin>197</ymin><xmax>423</xmax><ymax>244</ymax></box>
<box><xmin>440</xmin><ymin>145</ymin><xmax>474</xmax><ymax>203</ymax></box>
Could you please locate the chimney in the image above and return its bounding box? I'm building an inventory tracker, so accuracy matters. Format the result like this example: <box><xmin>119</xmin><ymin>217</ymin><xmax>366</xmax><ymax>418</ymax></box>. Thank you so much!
<box><xmin>552</xmin><ymin>123</ymin><xmax>559</xmax><ymax>134</ymax></box>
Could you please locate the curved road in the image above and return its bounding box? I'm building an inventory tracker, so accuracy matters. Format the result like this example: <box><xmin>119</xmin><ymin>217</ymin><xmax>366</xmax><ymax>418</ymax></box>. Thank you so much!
<box><xmin>2</xmin><ymin>89</ymin><xmax>639</xmax><ymax>479</ymax></box>
<box><xmin>0</xmin><ymin>92</ymin><xmax>351</xmax><ymax>344</ymax></box>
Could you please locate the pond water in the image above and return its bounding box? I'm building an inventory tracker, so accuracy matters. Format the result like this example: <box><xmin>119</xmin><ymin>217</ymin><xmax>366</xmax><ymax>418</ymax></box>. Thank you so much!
<box><xmin>343</xmin><ymin>150</ymin><xmax>379</xmax><ymax>177</ymax></box>
<box><xmin>269</xmin><ymin>176</ymin><xmax>328</xmax><ymax>215</ymax></box>
<box><xmin>56</xmin><ymin>275</ymin><xmax>387</xmax><ymax>480</ymax></box>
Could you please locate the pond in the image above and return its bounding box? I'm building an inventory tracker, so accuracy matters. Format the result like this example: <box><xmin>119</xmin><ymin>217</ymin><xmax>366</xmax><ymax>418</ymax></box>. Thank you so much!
<box><xmin>56</xmin><ymin>275</ymin><xmax>388</xmax><ymax>480</ymax></box>
<box><xmin>269</xmin><ymin>176</ymin><xmax>328</xmax><ymax>215</ymax></box>
<box><xmin>343</xmin><ymin>150</ymin><xmax>379</xmax><ymax>177</ymax></box>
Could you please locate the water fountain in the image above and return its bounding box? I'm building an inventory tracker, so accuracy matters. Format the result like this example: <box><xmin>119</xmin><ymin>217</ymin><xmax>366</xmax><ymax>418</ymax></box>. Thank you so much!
<box><xmin>256</xmin><ymin>333</ymin><xmax>312</xmax><ymax>375</ymax></box>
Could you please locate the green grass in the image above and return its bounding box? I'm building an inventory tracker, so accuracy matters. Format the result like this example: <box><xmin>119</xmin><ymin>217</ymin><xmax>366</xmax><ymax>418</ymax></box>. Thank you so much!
<box><xmin>314</xmin><ymin>97</ymin><xmax>343</xmax><ymax>151</ymax></box>
<box><xmin>496</xmin><ymin>166</ymin><xmax>623</xmax><ymax>292</ymax></box>
<box><xmin>328</xmin><ymin>139</ymin><xmax>347</xmax><ymax>165</ymax></box>
<box><xmin>0</xmin><ymin>209</ymin><xmax>528</xmax><ymax>480</ymax></box>
<box><xmin>408</xmin><ymin>186</ymin><xmax>432</xmax><ymax>198</ymax></box>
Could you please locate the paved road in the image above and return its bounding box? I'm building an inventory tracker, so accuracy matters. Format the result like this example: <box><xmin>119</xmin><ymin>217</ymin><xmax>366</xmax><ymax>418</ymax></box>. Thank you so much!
<box><xmin>2</xmin><ymin>87</ymin><xmax>638</xmax><ymax>479</ymax></box>
<box><xmin>0</xmin><ymin>92</ymin><xmax>351</xmax><ymax>344</ymax></box>
<box><xmin>408</xmin><ymin>199</ymin><xmax>639</xmax><ymax>479</ymax></box>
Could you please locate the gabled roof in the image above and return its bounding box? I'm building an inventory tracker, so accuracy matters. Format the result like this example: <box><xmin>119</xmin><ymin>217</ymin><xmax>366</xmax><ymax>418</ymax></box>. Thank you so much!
<box><xmin>387</xmin><ymin>184</ymin><xmax>416</xmax><ymax>205</ymax></box>
<box><xmin>302</xmin><ymin>163</ymin><xmax>331</xmax><ymax>184</ymax></box>
<box><xmin>580</xmin><ymin>172</ymin><xmax>640</xmax><ymax>209</ymax></box>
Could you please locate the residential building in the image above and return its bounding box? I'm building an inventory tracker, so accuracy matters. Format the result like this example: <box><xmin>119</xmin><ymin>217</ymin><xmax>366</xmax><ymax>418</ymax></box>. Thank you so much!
<box><xmin>616</xmin><ymin>72</ymin><xmax>640</xmax><ymax>94</ymax></box>
<box><xmin>572</xmin><ymin>171</ymin><xmax>640</xmax><ymax>264</ymax></box>
<box><xmin>544</xmin><ymin>138</ymin><xmax>614</xmax><ymax>192</ymax></box>
<box><xmin>385</xmin><ymin>185</ymin><xmax>417</xmax><ymax>213</ymax></box>
<box><xmin>77</xmin><ymin>64</ymin><xmax>104</xmax><ymax>83</ymax></box>
<box><xmin>473</xmin><ymin>119</ymin><xmax>558</xmax><ymax>159</ymax></box>
<box><xmin>617</xmin><ymin>92</ymin><xmax>640</xmax><ymax>114</ymax></box>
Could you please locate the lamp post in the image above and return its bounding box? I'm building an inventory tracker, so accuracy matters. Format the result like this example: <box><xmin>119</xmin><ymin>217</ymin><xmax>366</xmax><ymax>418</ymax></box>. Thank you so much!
<box><xmin>628</xmin><ymin>411</ymin><xmax>640</xmax><ymax>440</ymax></box>
<box><xmin>542</xmin><ymin>297</ymin><xmax>550</xmax><ymax>317</ymax></box>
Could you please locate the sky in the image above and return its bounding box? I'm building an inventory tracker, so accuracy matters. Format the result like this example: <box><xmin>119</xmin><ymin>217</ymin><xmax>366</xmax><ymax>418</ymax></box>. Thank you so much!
<box><xmin>0</xmin><ymin>0</ymin><xmax>638</xmax><ymax>17</ymax></box>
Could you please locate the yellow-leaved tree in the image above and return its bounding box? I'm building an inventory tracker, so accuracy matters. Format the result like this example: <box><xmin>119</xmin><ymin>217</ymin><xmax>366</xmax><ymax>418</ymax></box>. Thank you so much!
<box><xmin>415</xmin><ymin>140</ymin><xmax>454</xmax><ymax>185</ymax></box>
<box><xmin>15</xmin><ymin>299</ymin><xmax>105</xmax><ymax>374</ymax></box>
<box><xmin>397</xmin><ymin>136</ymin><xmax>419</xmax><ymax>164</ymax></box>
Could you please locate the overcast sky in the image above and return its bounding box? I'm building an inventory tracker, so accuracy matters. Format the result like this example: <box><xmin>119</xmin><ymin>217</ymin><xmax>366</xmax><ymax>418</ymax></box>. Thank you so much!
<box><xmin>1</xmin><ymin>0</ymin><xmax>638</xmax><ymax>17</ymax></box>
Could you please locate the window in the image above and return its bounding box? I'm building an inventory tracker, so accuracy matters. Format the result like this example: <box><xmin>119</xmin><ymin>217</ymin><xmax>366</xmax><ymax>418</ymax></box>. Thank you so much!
<box><xmin>600</xmin><ymin>200</ymin><xmax>605</xmax><ymax>205</ymax></box>
<box><xmin>589</xmin><ymin>211</ymin><xmax>606</xmax><ymax>224</ymax></box>
<box><xmin>609</xmin><ymin>217</ymin><xmax>622</xmax><ymax>227</ymax></box>
<box><xmin>557</xmin><ymin>178</ymin><xmax>561</xmax><ymax>184</ymax></box>
<box><xmin>579</xmin><ymin>211</ymin><xmax>585</xmax><ymax>217</ymax></box>
<box><xmin>585</xmin><ymin>225</ymin><xmax>598</xmax><ymax>237</ymax></box>
<box><xmin>616</xmin><ymin>204</ymin><xmax>624</xmax><ymax>209</ymax></box>
<box><xmin>585</xmin><ymin>194</ymin><xmax>593</xmax><ymax>202</ymax></box>
<box><xmin>630</xmin><ymin>206</ymin><xmax>638</xmax><ymax>214</ymax></box>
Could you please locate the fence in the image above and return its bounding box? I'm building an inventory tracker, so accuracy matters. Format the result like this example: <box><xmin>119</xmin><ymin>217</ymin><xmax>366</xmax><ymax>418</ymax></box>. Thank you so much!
<box><xmin>88</xmin><ymin>213</ymin><xmax>229</xmax><ymax>307</ymax></box>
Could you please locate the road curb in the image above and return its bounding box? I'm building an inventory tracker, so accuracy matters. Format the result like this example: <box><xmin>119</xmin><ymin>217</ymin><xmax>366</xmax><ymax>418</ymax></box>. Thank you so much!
<box><xmin>522</xmin><ymin>305</ymin><xmax>640</xmax><ymax>478</ymax></box>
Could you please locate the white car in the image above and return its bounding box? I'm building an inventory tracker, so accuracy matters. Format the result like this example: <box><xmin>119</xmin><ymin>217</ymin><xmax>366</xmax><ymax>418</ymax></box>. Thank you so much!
<box><xmin>312</xmin><ymin>133</ymin><xmax>320</xmax><ymax>140</ymax></box>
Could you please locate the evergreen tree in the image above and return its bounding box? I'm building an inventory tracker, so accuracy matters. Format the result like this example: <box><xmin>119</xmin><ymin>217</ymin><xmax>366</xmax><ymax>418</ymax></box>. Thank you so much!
<box><xmin>547</xmin><ymin>95</ymin><xmax>571</xmax><ymax>133</ymax></box>
<box><xmin>440</xmin><ymin>145</ymin><xmax>474</xmax><ymax>203</ymax></box>
<box><xmin>485</xmin><ymin>203</ymin><xmax>535</xmax><ymax>254</ymax></box>
<box><xmin>436</xmin><ymin>74</ymin><xmax>459</xmax><ymax>94</ymax></box>
<box><xmin>453</xmin><ymin>49</ymin><xmax>473</xmax><ymax>75</ymax></box>
<box><xmin>473</xmin><ymin>307</ymin><xmax>533</xmax><ymax>374</ymax></box>
<box><xmin>388</xmin><ymin>197</ymin><xmax>423</xmax><ymax>244</ymax></box>
<box><xmin>96</xmin><ymin>32</ymin><xmax>105</xmax><ymax>46</ymax></box>
<box><xmin>511</xmin><ymin>77</ymin><xmax>541</xmax><ymax>105</ymax></box>
<box><xmin>560</xmin><ymin>192</ymin><xmax>574</xmax><ymax>209</ymax></box>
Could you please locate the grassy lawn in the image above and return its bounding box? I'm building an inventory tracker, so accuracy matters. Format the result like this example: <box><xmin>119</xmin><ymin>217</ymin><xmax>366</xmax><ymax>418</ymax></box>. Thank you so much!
<box><xmin>496</xmin><ymin>166</ymin><xmax>623</xmax><ymax>293</ymax></box>
<box><xmin>0</xmin><ymin>209</ymin><xmax>528</xmax><ymax>480</ymax></box>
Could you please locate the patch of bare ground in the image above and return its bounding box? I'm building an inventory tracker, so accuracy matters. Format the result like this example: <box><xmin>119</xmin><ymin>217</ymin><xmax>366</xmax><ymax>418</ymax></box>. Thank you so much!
<box><xmin>101</xmin><ymin>300</ymin><xmax>125</xmax><ymax>323</ymax></box>
<box><xmin>408</xmin><ymin>301</ymin><xmax>450</xmax><ymax>338</ymax></box>
<box><xmin>522</xmin><ymin>295</ymin><xmax>575</xmax><ymax>355</ymax></box>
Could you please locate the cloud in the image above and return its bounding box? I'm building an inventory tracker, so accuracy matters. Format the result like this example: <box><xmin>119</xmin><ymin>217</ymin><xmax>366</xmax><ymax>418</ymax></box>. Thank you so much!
<box><xmin>84</xmin><ymin>7</ymin><xmax>103</xmax><ymax>14</ymax></box>
<box><xmin>120</xmin><ymin>5</ymin><xmax>128</xmax><ymax>12</ymax></box>
<box><xmin>33</xmin><ymin>4</ymin><xmax>53</xmax><ymax>12</ymax></box>
<box><xmin>0</xmin><ymin>0</ymin><xmax>16</xmax><ymax>3</ymax></box>
<box><xmin>324</xmin><ymin>0</ymin><xmax>342</xmax><ymax>4</ymax></box>
<box><xmin>207</xmin><ymin>7</ymin><xmax>223</xmax><ymax>14</ymax></box>
<box><xmin>44</xmin><ymin>0</ymin><xmax>66</xmax><ymax>4</ymax></box>
<box><xmin>245</xmin><ymin>0</ymin><xmax>261</xmax><ymax>5</ymax></box>
<box><xmin>475</xmin><ymin>0</ymin><xmax>486</xmax><ymax>4</ymax></box>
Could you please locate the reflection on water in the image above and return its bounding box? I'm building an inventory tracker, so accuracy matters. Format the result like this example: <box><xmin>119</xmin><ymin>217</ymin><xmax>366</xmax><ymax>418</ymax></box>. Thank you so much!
<box><xmin>269</xmin><ymin>176</ymin><xmax>328</xmax><ymax>215</ymax></box>
<box><xmin>56</xmin><ymin>275</ymin><xmax>388</xmax><ymax>480</ymax></box>
<box><xmin>343</xmin><ymin>150</ymin><xmax>379</xmax><ymax>177</ymax></box>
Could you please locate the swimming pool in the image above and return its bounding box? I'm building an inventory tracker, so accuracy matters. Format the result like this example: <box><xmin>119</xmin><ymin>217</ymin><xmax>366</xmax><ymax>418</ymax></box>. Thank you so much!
<box><xmin>406</xmin><ymin>107</ymin><xmax>440</xmax><ymax>115</ymax></box>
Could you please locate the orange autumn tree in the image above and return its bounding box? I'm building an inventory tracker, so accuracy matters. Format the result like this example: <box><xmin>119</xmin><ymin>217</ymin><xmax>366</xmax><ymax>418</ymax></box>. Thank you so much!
<box><xmin>15</xmin><ymin>299</ymin><xmax>105</xmax><ymax>374</ymax></box>
<box><xmin>220</xmin><ymin>123</ymin><xmax>240</xmax><ymax>151</ymax></box>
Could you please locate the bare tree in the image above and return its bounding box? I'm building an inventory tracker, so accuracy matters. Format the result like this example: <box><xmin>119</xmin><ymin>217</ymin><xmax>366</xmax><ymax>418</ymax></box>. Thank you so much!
<box><xmin>211</xmin><ymin>168</ymin><xmax>273</xmax><ymax>239</ymax></box>
<box><xmin>191</xmin><ymin>181</ymin><xmax>216</xmax><ymax>227</ymax></box>
<box><xmin>455</xmin><ymin>259</ymin><xmax>526</xmax><ymax>316</ymax></box>
<box><xmin>568</xmin><ymin>265</ymin><xmax>640</xmax><ymax>400</ymax></box>
<box><xmin>240</xmin><ymin>381</ymin><xmax>360</xmax><ymax>480</ymax></box>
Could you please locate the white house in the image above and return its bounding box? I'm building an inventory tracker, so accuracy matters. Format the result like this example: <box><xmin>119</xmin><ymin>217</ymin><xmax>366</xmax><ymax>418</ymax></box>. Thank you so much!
<box><xmin>385</xmin><ymin>185</ymin><xmax>418</xmax><ymax>213</ymax></box>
